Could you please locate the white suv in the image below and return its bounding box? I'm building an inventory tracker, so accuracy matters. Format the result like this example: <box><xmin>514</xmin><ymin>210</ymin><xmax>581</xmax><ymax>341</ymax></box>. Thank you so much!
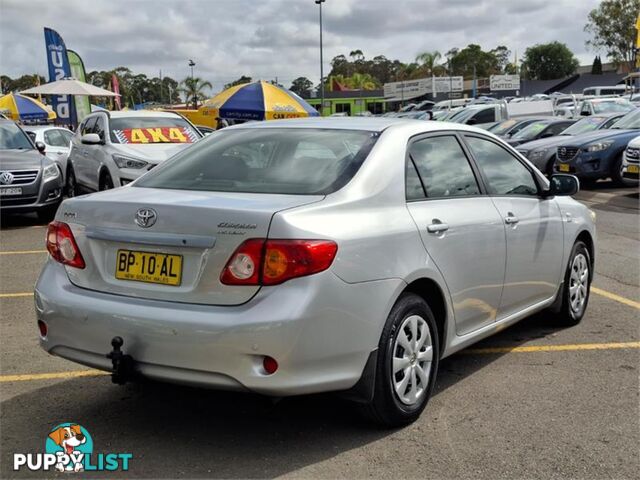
<box><xmin>66</xmin><ymin>111</ymin><xmax>202</xmax><ymax>194</ymax></box>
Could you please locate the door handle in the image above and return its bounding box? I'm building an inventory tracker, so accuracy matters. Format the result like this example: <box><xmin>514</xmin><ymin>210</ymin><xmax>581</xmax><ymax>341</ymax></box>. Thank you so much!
<box><xmin>504</xmin><ymin>212</ymin><xmax>519</xmax><ymax>225</ymax></box>
<box><xmin>427</xmin><ymin>220</ymin><xmax>449</xmax><ymax>233</ymax></box>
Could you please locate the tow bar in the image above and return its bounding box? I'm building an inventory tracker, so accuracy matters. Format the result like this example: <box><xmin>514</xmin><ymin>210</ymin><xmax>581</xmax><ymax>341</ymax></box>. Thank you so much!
<box><xmin>106</xmin><ymin>336</ymin><xmax>134</xmax><ymax>385</ymax></box>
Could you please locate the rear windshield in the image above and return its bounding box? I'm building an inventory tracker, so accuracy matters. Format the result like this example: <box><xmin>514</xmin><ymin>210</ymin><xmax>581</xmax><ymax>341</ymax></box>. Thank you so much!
<box><xmin>511</xmin><ymin>121</ymin><xmax>551</xmax><ymax>140</ymax></box>
<box><xmin>488</xmin><ymin>119</ymin><xmax>518</xmax><ymax>135</ymax></box>
<box><xmin>135</xmin><ymin>128</ymin><xmax>379</xmax><ymax>195</ymax></box>
<box><xmin>591</xmin><ymin>99</ymin><xmax>634</xmax><ymax>114</ymax></box>
<box><xmin>110</xmin><ymin>116</ymin><xmax>200</xmax><ymax>144</ymax></box>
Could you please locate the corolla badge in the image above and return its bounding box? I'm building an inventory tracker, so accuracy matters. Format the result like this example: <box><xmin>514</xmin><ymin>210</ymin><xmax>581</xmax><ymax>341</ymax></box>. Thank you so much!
<box><xmin>134</xmin><ymin>208</ymin><xmax>157</xmax><ymax>228</ymax></box>
<box><xmin>0</xmin><ymin>171</ymin><xmax>14</xmax><ymax>185</ymax></box>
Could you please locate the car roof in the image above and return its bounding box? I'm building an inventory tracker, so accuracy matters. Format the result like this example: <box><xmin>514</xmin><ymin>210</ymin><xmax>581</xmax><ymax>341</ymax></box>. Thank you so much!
<box><xmin>223</xmin><ymin>117</ymin><xmax>491</xmax><ymax>136</ymax></box>
<box><xmin>23</xmin><ymin>125</ymin><xmax>71</xmax><ymax>132</ymax></box>
<box><xmin>103</xmin><ymin>110</ymin><xmax>183</xmax><ymax>119</ymax></box>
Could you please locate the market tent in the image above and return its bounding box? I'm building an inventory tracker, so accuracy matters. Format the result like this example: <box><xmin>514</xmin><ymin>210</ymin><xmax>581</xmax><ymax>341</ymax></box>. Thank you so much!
<box><xmin>21</xmin><ymin>78</ymin><xmax>119</xmax><ymax>97</ymax></box>
<box><xmin>0</xmin><ymin>93</ymin><xmax>56</xmax><ymax>121</ymax></box>
<box><xmin>204</xmin><ymin>80</ymin><xmax>319</xmax><ymax>121</ymax></box>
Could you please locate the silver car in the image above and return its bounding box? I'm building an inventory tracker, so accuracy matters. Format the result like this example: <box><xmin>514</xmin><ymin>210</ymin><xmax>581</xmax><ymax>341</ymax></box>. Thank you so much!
<box><xmin>35</xmin><ymin>118</ymin><xmax>596</xmax><ymax>426</ymax></box>
<box><xmin>66</xmin><ymin>110</ymin><xmax>202</xmax><ymax>195</ymax></box>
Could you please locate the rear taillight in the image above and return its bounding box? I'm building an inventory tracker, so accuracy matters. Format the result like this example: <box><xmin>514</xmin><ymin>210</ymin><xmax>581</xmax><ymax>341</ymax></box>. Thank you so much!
<box><xmin>221</xmin><ymin>239</ymin><xmax>337</xmax><ymax>286</ymax></box>
<box><xmin>46</xmin><ymin>221</ymin><xmax>85</xmax><ymax>269</ymax></box>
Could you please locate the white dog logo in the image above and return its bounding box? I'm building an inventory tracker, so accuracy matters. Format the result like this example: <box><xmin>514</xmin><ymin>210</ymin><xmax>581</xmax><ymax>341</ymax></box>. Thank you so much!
<box><xmin>48</xmin><ymin>424</ymin><xmax>86</xmax><ymax>472</ymax></box>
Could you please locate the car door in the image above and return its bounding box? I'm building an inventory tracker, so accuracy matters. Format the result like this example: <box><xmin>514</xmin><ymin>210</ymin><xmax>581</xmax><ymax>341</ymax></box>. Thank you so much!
<box><xmin>405</xmin><ymin>133</ymin><xmax>507</xmax><ymax>335</ymax></box>
<box><xmin>82</xmin><ymin>114</ymin><xmax>108</xmax><ymax>191</ymax></box>
<box><xmin>463</xmin><ymin>134</ymin><xmax>564</xmax><ymax>319</ymax></box>
<box><xmin>73</xmin><ymin>116</ymin><xmax>96</xmax><ymax>187</ymax></box>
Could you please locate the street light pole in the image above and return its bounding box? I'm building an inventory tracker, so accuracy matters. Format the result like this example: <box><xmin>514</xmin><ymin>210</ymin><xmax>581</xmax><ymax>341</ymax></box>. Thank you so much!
<box><xmin>315</xmin><ymin>0</ymin><xmax>326</xmax><ymax>116</ymax></box>
<box><xmin>188</xmin><ymin>59</ymin><xmax>196</xmax><ymax>108</ymax></box>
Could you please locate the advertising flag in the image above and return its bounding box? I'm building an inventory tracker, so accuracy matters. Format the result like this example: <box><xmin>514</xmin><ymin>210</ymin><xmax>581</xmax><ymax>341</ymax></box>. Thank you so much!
<box><xmin>44</xmin><ymin>27</ymin><xmax>75</xmax><ymax>126</ymax></box>
<box><xmin>112</xmin><ymin>74</ymin><xmax>122</xmax><ymax>110</ymax></box>
<box><xmin>67</xmin><ymin>50</ymin><xmax>91</xmax><ymax>123</ymax></box>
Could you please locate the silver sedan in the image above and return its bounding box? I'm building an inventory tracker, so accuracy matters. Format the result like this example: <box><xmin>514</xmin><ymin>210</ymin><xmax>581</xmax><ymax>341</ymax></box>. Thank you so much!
<box><xmin>35</xmin><ymin>118</ymin><xmax>596</xmax><ymax>426</ymax></box>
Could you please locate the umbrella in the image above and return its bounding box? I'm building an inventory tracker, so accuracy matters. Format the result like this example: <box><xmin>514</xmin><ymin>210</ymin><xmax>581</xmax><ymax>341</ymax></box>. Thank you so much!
<box><xmin>20</xmin><ymin>78</ymin><xmax>119</xmax><ymax>97</ymax></box>
<box><xmin>204</xmin><ymin>80</ymin><xmax>319</xmax><ymax>121</ymax></box>
<box><xmin>0</xmin><ymin>93</ymin><xmax>56</xmax><ymax>121</ymax></box>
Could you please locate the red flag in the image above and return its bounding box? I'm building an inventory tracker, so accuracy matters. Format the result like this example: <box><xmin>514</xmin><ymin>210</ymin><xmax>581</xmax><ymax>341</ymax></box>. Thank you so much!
<box><xmin>112</xmin><ymin>74</ymin><xmax>121</xmax><ymax>110</ymax></box>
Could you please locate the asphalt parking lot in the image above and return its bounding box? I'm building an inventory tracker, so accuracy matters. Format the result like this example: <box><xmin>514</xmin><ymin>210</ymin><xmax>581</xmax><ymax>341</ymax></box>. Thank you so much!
<box><xmin>0</xmin><ymin>182</ymin><xmax>638</xmax><ymax>479</ymax></box>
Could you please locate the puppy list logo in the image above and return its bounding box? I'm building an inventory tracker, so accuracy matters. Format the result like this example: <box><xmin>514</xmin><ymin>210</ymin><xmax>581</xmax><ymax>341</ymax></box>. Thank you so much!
<box><xmin>13</xmin><ymin>422</ymin><xmax>132</xmax><ymax>472</ymax></box>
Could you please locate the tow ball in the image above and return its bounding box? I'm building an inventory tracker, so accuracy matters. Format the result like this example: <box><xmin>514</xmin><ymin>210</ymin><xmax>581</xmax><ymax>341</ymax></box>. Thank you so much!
<box><xmin>106</xmin><ymin>336</ymin><xmax>134</xmax><ymax>385</ymax></box>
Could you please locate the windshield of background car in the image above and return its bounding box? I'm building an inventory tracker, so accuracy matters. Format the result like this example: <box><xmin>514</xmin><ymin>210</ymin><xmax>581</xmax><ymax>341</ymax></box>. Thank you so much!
<box><xmin>561</xmin><ymin>116</ymin><xmax>605</xmax><ymax>135</ymax></box>
<box><xmin>0</xmin><ymin>121</ymin><xmax>34</xmax><ymax>150</ymax></box>
<box><xmin>511</xmin><ymin>121</ymin><xmax>551</xmax><ymax>140</ymax></box>
<box><xmin>488</xmin><ymin>119</ymin><xmax>518</xmax><ymax>135</ymax></box>
<box><xmin>135</xmin><ymin>128</ymin><xmax>379</xmax><ymax>195</ymax></box>
<box><xmin>610</xmin><ymin>109</ymin><xmax>640</xmax><ymax>129</ymax></box>
<box><xmin>109</xmin><ymin>116</ymin><xmax>200</xmax><ymax>144</ymax></box>
<box><xmin>591</xmin><ymin>99</ymin><xmax>634</xmax><ymax>114</ymax></box>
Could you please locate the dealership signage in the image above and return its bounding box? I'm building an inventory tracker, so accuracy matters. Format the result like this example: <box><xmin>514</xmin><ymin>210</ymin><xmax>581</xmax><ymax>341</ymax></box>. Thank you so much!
<box><xmin>490</xmin><ymin>75</ymin><xmax>521</xmax><ymax>91</ymax></box>
<box><xmin>384</xmin><ymin>76</ymin><xmax>463</xmax><ymax>100</ymax></box>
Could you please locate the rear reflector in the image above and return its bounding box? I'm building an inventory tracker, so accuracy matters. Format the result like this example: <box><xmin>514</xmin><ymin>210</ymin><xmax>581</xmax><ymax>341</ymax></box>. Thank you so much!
<box><xmin>221</xmin><ymin>239</ymin><xmax>337</xmax><ymax>286</ymax></box>
<box><xmin>38</xmin><ymin>320</ymin><xmax>48</xmax><ymax>338</ymax></box>
<box><xmin>46</xmin><ymin>221</ymin><xmax>85</xmax><ymax>269</ymax></box>
<box><xmin>263</xmin><ymin>356</ymin><xmax>278</xmax><ymax>375</ymax></box>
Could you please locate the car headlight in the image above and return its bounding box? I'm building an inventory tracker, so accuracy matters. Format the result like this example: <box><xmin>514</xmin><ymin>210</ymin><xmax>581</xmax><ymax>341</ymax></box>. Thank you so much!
<box><xmin>589</xmin><ymin>209</ymin><xmax>596</xmax><ymax>223</ymax></box>
<box><xmin>42</xmin><ymin>163</ymin><xmax>60</xmax><ymax>181</ymax></box>
<box><xmin>113</xmin><ymin>154</ymin><xmax>148</xmax><ymax>169</ymax></box>
<box><xmin>585</xmin><ymin>141</ymin><xmax>614</xmax><ymax>152</ymax></box>
<box><xmin>529</xmin><ymin>149</ymin><xmax>548</xmax><ymax>161</ymax></box>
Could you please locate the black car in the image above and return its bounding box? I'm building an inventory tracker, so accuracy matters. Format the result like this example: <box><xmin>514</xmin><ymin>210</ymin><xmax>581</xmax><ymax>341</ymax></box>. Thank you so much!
<box><xmin>0</xmin><ymin>118</ymin><xmax>64</xmax><ymax>221</ymax></box>
<box><xmin>506</xmin><ymin>118</ymin><xmax>576</xmax><ymax>147</ymax></box>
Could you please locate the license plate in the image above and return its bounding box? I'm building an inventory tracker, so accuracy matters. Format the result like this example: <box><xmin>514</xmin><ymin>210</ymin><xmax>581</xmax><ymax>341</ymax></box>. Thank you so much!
<box><xmin>0</xmin><ymin>187</ymin><xmax>22</xmax><ymax>196</ymax></box>
<box><xmin>558</xmin><ymin>164</ymin><xmax>570</xmax><ymax>172</ymax></box>
<box><xmin>628</xmin><ymin>165</ymin><xmax>639</xmax><ymax>174</ymax></box>
<box><xmin>115</xmin><ymin>250</ymin><xmax>182</xmax><ymax>286</ymax></box>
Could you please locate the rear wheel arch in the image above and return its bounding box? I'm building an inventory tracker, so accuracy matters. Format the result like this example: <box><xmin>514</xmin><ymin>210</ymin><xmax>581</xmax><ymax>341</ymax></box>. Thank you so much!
<box><xmin>403</xmin><ymin>278</ymin><xmax>448</xmax><ymax>357</ymax></box>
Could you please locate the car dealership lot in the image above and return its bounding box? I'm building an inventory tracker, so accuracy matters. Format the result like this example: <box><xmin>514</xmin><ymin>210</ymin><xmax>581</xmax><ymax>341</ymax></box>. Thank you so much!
<box><xmin>1</xmin><ymin>184</ymin><xmax>638</xmax><ymax>479</ymax></box>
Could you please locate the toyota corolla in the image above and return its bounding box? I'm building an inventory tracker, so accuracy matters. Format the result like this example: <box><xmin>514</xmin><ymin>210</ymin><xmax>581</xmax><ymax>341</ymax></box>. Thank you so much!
<box><xmin>35</xmin><ymin>118</ymin><xmax>596</xmax><ymax>426</ymax></box>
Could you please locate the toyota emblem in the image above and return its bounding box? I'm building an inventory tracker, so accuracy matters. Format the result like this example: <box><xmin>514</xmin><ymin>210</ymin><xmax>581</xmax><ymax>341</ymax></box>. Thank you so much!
<box><xmin>135</xmin><ymin>208</ymin><xmax>157</xmax><ymax>228</ymax></box>
<box><xmin>0</xmin><ymin>171</ymin><xmax>14</xmax><ymax>185</ymax></box>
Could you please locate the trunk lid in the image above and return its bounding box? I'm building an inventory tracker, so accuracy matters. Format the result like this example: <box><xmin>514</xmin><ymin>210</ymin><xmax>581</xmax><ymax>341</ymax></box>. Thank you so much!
<box><xmin>60</xmin><ymin>187</ymin><xmax>323</xmax><ymax>305</ymax></box>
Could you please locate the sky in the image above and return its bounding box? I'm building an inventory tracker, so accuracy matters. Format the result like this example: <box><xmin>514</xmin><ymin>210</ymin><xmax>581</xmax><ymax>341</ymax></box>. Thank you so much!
<box><xmin>0</xmin><ymin>0</ymin><xmax>602</xmax><ymax>93</ymax></box>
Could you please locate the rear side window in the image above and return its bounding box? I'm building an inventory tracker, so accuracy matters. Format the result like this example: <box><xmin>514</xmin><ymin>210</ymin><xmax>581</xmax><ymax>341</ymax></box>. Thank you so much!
<box><xmin>408</xmin><ymin>135</ymin><xmax>480</xmax><ymax>198</ymax></box>
<box><xmin>44</xmin><ymin>130</ymin><xmax>68</xmax><ymax>147</ymax></box>
<box><xmin>135</xmin><ymin>128</ymin><xmax>379</xmax><ymax>195</ymax></box>
<box><xmin>471</xmin><ymin>108</ymin><xmax>495</xmax><ymax>124</ymax></box>
<box><xmin>465</xmin><ymin>136</ymin><xmax>538</xmax><ymax>196</ymax></box>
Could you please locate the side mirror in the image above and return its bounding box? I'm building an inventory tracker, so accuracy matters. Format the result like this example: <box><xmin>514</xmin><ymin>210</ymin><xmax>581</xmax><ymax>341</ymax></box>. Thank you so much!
<box><xmin>35</xmin><ymin>141</ymin><xmax>46</xmax><ymax>153</ymax></box>
<box><xmin>547</xmin><ymin>174</ymin><xmax>579</xmax><ymax>196</ymax></box>
<box><xmin>81</xmin><ymin>133</ymin><xmax>103</xmax><ymax>145</ymax></box>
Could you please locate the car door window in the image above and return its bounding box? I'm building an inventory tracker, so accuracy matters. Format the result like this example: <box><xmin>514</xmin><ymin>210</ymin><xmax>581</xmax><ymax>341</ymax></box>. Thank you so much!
<box><xmin>82</xmin><ymin>117</ymin><xmax>97</xmax><ymax>135</ymax></box>
<box><xmin>472</xmin><ymin>108</ymin><xmax>495</xmax><ymax>124</ymax></box>
<box><xmin>465</xmin><ymin>136</ymin><xmax>538</xmax><ymax>196</ymax></box>
<box><xmin>546</xmin><ymin>123</ymin><xmax>570</xmax><ymax>136</ymax></box>
<box><xmin>94</xmin><ymin>116</ymin><xmax>106</xmax><ymax>141</ymax></box>
<box><xmin>405</xmin><ymin>159</ymin><xmax>426</xmax><ymax>200</ymax></box>
<box><xmin>409</xmin><ymin>135</ymin><xmax>480</xmax><ymax>198</ymax></box>
<box><xmin>601</xmin><ymin>116</ymin><xmax>620</xmax><ymax>129</ymax></box>
<box><xmin>59</xmin><ymin>129</ymin><xmax>73</xmax><ymax>144</ymax></box>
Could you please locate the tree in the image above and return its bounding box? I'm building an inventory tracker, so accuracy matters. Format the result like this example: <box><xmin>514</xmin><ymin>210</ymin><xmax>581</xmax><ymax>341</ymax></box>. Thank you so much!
<box><xmin>179</xmin><ymin>76</ymin><xmax>212</xmax><ymax>108</ymax></box>
<box><xmin>585</xmin><ymin>0</ymin><xmax>640</xmax><ymax>72</ymax></box>
<box><xmin>415</xmin><ymin>51</ymin><xmax>441</xmax><ymax>76</ymax></box>
<box><xmin>449</xmin><ymin>44</ymin><xmax>500</xmax><ymax>78</ymax></box>
<box><xmin>290</xmin><ymin>77</ymin><xmax>313</xmax><ymax>96</ymax></box>
<box><xmin>591</xmin><ymin>55</ymin><xmax>603</xmax><ymax>74</ymax></box>
<box><xmin>224</xmin><ymin>75</ymin><xmax>252</xmax><ymax>90</ymax></box>
<box><xmin>521</xmin><ymin>42</ymin><xmax>580</xmax><ymax>80</ymax></box>
<box><xmin>491</xmin><ymin>46</ymin><xmax>512</xmax><ymax>73</ymax></box>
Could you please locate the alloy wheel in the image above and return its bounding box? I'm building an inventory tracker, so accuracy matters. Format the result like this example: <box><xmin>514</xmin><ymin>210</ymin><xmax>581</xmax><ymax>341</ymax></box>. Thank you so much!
<box><xmin>569</xmin><ymin>253</ymin><xmax>589</xmax><ymax>315</ymax></box>
<box><xmin>392</xmin><ymin>314</ymin><xmax>433</xmax><ymax>406</ymax></box>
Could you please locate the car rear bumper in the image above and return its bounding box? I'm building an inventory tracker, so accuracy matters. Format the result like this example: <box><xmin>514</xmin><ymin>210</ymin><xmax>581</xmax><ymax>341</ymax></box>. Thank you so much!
<box><xmin>35</xmin><ymin>261</ymin><xmax>401</xmax><ymax>396</ymax></box>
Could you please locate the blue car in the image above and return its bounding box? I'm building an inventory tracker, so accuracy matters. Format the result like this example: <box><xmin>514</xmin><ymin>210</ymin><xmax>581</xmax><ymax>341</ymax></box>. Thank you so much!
<box><xmin>555</xmin><ymin>109</ymin><xmax>640</xmax><ymax>186</ymax></box>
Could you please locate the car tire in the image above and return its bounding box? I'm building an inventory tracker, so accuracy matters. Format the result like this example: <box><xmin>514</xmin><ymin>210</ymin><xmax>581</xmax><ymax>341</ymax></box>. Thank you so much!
<box><xmin>99</xmin><ymin>171</ymin><xmax>114</xmax><ymax>191</ymax></box>
<box><xmin>611</xmin><ymin>154</ymin><xmax>633</xmax><ymax>187</ymax></box>
<box><xmin>66</xmin><ymin>165</ymin><xmax>78</xmax><ymax>198</ymax></box>
<box><xmin>361</xmin><ymin>293</ymin><xmax>439</xmax><ymax>427</ymax></box>
<box><xmin>37</xmin><ymin>202</ymin><xmax>60</xmax><ymax>223</ymax></box>
<box><xmin>552</xmin><ymin>240</ymin><xmax>591</xmax><ymax>326</ymax></box>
